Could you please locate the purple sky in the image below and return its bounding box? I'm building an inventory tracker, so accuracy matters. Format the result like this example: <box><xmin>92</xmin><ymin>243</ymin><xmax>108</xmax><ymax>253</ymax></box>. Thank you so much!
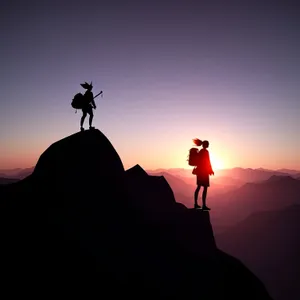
<box><xmin>1</xmin><ymin>0</ymin><xmax>300</xmax><ymax>170</ymax></box>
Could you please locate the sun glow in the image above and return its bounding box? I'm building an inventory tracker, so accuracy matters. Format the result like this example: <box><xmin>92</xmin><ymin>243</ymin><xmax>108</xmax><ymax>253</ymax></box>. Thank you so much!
<box><xmin>210</xmin><ymin>153</ymin><xmax>225</xmax><ymax>170</ymax></box>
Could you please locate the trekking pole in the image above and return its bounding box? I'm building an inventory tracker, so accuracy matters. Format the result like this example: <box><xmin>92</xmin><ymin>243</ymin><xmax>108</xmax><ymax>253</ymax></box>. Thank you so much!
<box><xmin>93</xmin><ymin>90</ymin><xmax>103</xmax><ymax>99</ymax></box>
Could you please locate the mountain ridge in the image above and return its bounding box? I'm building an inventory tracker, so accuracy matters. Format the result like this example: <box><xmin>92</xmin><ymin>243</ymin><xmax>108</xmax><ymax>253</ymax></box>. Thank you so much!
<box><xmin>2</xmin><ymin>165</ymin><xmax>299</xmax><ymax>181</ymax></box>
<box><xmin>0</xmin><ymin>129</ymin><xmax>272</xmax><ymax>299</ymax></box>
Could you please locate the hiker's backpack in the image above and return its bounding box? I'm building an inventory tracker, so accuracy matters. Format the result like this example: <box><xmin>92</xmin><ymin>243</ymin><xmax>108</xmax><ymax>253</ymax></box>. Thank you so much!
<box><xmin>71</xmin><ymin>93</ymin><xmax>85</xmax><ymax>109</ymax></box>
<box><xmin>188</xmin><ymin>148</ymin><xmax>200</xmax><ymax>166</ymax></box>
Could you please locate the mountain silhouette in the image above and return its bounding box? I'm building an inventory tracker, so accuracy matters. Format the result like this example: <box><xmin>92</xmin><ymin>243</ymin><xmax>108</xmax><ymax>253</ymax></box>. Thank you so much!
<box><xmin>263</xmin><ymin>174</ymin><xmax>298</xmax><ymax>183</ymax></box>
<box><xmin>209</xmin><ymin>175</ymin><xmax>300</xmax><ymax>228</ymax></box>
<box><xmin>216</xmin><ymin>205</ymin><xmax>300</xmax><ymax>300</ymax></box>
<box><xmin>146</xmin><ymin>170</ymin><xmax>195</xmax><ymax>197</ymax></box>
<box><xmin>0</xmin><ymin>129</ymin><xmax>272</xmax><ymax>299</ymax></box>
<box><xmin>2</xmin><ymin>166</ymin><xmax>299</xmax><ymax>182</ymax></box>
<box><xmin>215</xmin><ymin>167</ymin><xmax>298</xmax><ymax>182</ymax></box>
<box><xmin>146</xmin><ymin>171</ymin><xmax>242</xmax><ymax>206</ymax></box>
<box><xmin>147</xmin><ymin>168</ymin><xmax>194</xmax><ymax>178</ymax></box>
<box><xmin>0</xmin><ymin>167</ymin><xmax>34</xmax><ymax>179</ymax></box>
<box><xmin>275</xmin><ymin>168</ymin><xmax>300</xmax><ymax>175</ymax></box>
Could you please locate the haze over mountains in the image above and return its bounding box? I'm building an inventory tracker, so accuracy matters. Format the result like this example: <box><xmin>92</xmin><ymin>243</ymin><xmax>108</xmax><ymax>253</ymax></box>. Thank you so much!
<box><xmin>2</xmin><ymin>165</ymin><xmax>299</xmax><ymax>184</ymax></box>
<box><xmin>0</xmin><ymin>167</ymin><xmax>34</xmax><ymax>183</ymax></box>
<box><xmin>0</xmin><ymin>129</ymin><xmax>273</xmax><ymax>299</ymax></box>
<box><xmin>148</xmin><ymin>167</ymin><xmax>300</xmax><ymax>182</ymax></box>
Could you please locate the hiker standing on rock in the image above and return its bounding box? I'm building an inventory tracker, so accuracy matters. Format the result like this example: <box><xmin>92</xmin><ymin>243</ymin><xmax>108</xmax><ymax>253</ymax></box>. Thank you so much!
<box><xmin>193</xmin><ymin>140</ymin><xmax>214</xmax><ymax>210</ymax></box>
<box><xmin>71</xmin><ymin>81</ymin><xmax>103</xmax><ymax>131</ymax></box>
<box><xmin>80</xmin><ymin>81</ymin><xmax>97</xmax><ymax>131</ymax></box>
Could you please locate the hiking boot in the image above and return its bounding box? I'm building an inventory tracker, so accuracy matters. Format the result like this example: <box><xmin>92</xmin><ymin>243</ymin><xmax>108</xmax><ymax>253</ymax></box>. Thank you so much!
<box><xmin>89</xmin><ymin>126</ymin><xmax>95</xmax><ymax>130</ymax></box>
<box><xmin>80</xmin><ymin>127</ymin><xmax>85</xmax><ymax>131</ymax></box>
<box><xmin>202</xmin><ymin>205</ymin><xmax>211</xmax><ymax>211</ymax></box>
<box><xmin>194</xmin><ymin>204</ymin><xmax>201</xmax><ymax>209</ymax></box>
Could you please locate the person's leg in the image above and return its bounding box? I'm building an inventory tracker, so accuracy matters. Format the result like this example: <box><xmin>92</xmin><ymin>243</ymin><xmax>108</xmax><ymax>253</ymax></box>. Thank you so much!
<box><xmin>87</xmin><ymin>106</ymin><xmax>94</xmax><ymax>128</ymax></box>
<box><xmin>80</xmin><ymin>111</ymin><xmax>87</xmax><ymax>129</ymax></box>
<box><xmin>194</xmin><ymin>185</ymin><xmax>201</xmax><ymax>208</ymax></box>
<box><xmin>202</xmin><ymin>186</ymin><xmax>210</xmax><ymax>210</ymax></box>
<box><xmin>89</xmin><ymin>112</ymin><xmax>94</xmax><ymax>127</ymax></box>
<box><xmin>202</xmin><ymin>186</ymin><xmax>207</xmax><ymax>206</ymax></box>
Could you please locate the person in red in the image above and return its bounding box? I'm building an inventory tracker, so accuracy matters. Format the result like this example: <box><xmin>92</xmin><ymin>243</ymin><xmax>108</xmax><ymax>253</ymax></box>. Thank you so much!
<box><xmin>194</xmin><ymin>140</ymin><xmax>214</xmax><ymax>210</ymax></box>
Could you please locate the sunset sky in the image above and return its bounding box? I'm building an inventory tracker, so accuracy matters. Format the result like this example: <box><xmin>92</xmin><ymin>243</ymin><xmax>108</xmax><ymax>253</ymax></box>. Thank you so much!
<box><xmin>1</xmin><ymin>0</ymin><xmax>299</xmax><ymax>171</ymax></box>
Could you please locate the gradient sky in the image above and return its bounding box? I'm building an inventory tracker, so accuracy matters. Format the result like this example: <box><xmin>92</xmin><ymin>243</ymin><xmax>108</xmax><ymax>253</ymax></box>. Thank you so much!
<box><xmin>1</xmin><ymin>0</ymin><xmax>300</xmax><ymax>171</ymax></box>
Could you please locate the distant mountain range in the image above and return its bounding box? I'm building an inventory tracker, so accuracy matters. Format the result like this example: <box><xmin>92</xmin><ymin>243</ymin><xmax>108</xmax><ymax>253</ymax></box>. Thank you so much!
<box><xmin>147</xmin><ymin>170</ymin><xmax>243</xmax><ymax>204</ymax></box>
<box><xmin>148</xmin><ymin>167</ymin><xmax>300</xmax><ymax>182</ymax></box>
<box><xmin>0</xmin><ymin>167</ymin><xmax>34</xmax><ymax>180</ymax></box>
<box><xmin>209</xmin><ymin>175</ymin><xmax>300</xmax><ymax>228</ymax></box>
<box><xmin>1</xmin><ymin>166</ymin><xmax>299</xmax><ymax>183</ymax></box>
<box><xmin>146</xmin><ymin>168</ymin><xmax>300</xmax><ymax>211</ymax></box>
<box><xmin>147</xmin><ymin>172</ymin><xmax>300</xmax><ymax>244</ymax></box>
<box><xmin>216</xmin><ymin>205</ymin><xmax>300</xmax><ymax>300</ymax></box>
<box><xmin>215</xmin><ymin>167</ymin><xmax>300</xmax><ymax>183</ymax></box>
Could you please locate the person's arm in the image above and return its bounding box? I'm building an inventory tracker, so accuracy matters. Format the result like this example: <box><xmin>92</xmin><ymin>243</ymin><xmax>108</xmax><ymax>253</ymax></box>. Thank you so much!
<box><xmin>90</xmin><ymin>92</ymin><xmax>96</xmax><ymax>109</ymax></box>
<box><xmin>91</xmin><ymin>98</ymin><xmax>96</xmax><ymax>109</ymax></box>
<box><xmin>207</xmin><ymin>152</ymin><xmax>214</xmax><ymax>175</ymax></box>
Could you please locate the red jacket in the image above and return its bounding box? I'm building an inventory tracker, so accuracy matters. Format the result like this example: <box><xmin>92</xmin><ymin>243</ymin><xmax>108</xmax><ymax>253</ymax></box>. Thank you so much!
<box><xmin>194</xmin><ymin>149</ymin><xmax>213</xmax><ymax>175</ymax></box>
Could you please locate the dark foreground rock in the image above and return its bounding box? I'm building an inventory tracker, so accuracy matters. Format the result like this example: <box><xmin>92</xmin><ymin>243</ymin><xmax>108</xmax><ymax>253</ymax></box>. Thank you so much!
<box><xmin>0</xmin><ymin>130</ymin><xmax>272</xmax><ymax>299</ymax></box>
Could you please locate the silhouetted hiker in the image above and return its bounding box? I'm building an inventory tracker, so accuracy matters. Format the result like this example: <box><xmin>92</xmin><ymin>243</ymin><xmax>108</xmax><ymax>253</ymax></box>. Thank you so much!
<box><xmin>194</xmin><ymin>140</ymin><xmax>214</xmax><ymax>210</ymax></box>
<box><xmin>80</xmin><ymin>81</ymin><xmax>96</xmax><ymax>131</ymax></box>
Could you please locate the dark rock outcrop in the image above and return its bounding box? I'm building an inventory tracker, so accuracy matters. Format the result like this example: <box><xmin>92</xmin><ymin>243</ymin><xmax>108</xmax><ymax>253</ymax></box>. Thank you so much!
<box><xmin>34</xmin><ymin>129</ymin><xmax>124</xmax><ymax>186</ymax></box>
<box><xmin>0</xmin><ymin>177</ymin><xmax>20</xmax><ymax>185</ymax></box>
<box><xmin>0</xmin><ymin>129</ymin><xmax>272</xmax><ymax>299</ymax></box>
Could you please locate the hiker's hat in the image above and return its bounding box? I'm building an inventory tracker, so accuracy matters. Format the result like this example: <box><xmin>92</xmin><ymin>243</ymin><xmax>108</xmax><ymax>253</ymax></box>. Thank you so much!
<box><xmin>80</xmin><ymin>81</ymin><xmax>93</xmax><ymax>89</ymax></box>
